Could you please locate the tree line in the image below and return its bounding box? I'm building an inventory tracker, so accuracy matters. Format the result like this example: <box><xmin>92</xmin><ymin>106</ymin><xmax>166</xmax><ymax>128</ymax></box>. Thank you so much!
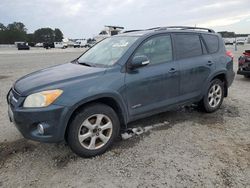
<box><xmin>0</xmin><ymin>22</ymin><xmax>64</xmax><ymax>44</ymax></box>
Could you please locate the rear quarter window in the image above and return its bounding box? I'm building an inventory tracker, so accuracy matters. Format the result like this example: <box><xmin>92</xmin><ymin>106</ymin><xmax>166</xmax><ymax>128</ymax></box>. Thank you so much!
<box><xmin>202</xmin><ymin>34</ymin><xmax>219</xmax><ymax>54</ymax></box>
<box><xmin>174</xmin><ymin>34</ymin><xmax>202</xmax><ymax>60</ymax></box>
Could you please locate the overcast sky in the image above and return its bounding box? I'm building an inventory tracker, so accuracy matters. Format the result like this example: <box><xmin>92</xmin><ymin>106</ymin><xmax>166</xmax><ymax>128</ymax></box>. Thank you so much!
<box><xmin>0</xmin><ymin>0</ymin><xmax>250</xmax><ymax>38</ymax></box>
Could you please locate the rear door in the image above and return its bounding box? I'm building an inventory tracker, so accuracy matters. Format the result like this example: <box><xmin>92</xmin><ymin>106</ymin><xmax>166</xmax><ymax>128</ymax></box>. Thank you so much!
<box><xmin>125</xmin><ymin>34</ymin><xmax>179</xmax><ymax>117</ymax></box>
<box><xmin>173</xmin><ymin>33</ymin><xmax>215</xmax><ymax>100</ymax></box>
<box><xmin>202</xmin><ymin>34</ymin><xmax>221</xmax><ymax>69</ymax></box>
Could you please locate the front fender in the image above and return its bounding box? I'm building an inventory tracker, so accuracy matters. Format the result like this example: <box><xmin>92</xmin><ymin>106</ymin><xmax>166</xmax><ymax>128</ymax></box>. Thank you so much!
<box><xmin>58</xmin><ymin>91</ymin><xmax>128</xmax><ymax>140</ymax></box>
<box><xmin>71</xmin><ymin>91</ymin><xmax>128</xmax><ymax>118</ymax></box>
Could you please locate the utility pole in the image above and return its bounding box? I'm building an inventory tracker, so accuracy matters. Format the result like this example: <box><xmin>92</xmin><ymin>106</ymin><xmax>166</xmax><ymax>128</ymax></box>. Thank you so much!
<box><xmin>235</xmin><ymin>36</ymin><xmax>237</xmax><ymax>51</ymax></box>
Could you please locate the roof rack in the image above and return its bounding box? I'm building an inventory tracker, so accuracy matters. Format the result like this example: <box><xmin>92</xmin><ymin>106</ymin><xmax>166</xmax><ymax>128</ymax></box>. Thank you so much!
<box><xmin>122</xmin><ymin>26</ymin><xmax>215</xmax><ymax>34</ymax></box>
<box><xmin>155</xmin><ymin>26</ymin><xmax>215</xmax><ymax>33</ymax></box>
<box><xmin>146</xmin><ymin>27</ymin><xmax>161</xmax><ymax>30</ymax></box>
<box><xmin>123</xmin><ymin>29</ymin><xmax>144</xmax><ymax>33</ymax></box>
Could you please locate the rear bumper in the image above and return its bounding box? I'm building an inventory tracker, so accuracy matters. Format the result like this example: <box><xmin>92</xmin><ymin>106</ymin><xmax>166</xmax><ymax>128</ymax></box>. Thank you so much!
<box><xmin>227</xmin><ymin>70</ymin><xmax>235</xmax><ymax>87</ymax></box>
<box><xmin>237</xmin><ymin>69</ymin><xmax>250</xmax><ymax>76</ymax></box>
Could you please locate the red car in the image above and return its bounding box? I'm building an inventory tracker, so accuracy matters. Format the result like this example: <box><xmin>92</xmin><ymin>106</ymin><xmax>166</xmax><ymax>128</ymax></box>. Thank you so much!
<box><xmin>237</xmin><ymin>50</ymin><xmax>250</xmax><ymax>78</ymax></box>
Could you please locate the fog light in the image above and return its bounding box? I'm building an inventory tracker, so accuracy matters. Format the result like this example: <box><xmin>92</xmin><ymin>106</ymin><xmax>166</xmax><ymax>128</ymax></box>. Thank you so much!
<box><xmin>37</xmin><ymin>123</ymin><xmax>45</xmax><ymax>135</ymax></box>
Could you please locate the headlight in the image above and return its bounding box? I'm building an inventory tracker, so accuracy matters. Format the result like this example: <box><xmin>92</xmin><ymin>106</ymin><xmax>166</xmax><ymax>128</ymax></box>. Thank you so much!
<box><xmin>23</xmin><ymin>89</ymin><xmax>63</xmax><ymax>108</ymax></box>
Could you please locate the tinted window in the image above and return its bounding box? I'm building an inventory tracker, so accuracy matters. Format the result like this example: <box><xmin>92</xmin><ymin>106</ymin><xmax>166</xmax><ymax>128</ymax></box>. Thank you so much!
<box><xmin>174</xmin><ymin>34</ymin><xmax>202</xmax><ymax>59</ymax></box>
<box><xmin>134</xmin><ymin>35</ymin><xmax>172</xmax><ymax>65</ymax></box>
<box><xmin>202</xmin><ymin>34</ymin><xmax>219</xmax><ymax>54</ymax></box>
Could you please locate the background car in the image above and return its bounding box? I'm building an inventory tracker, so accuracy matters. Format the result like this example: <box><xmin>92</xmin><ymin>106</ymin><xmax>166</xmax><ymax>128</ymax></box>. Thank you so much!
<box><xmin>54</xmin><ymin>42</ymin><xmax>67</xmax><ymax>49</ymax></box>
<box><xmin>223</xmin><ymin>38</ymin><xmax>234</xmax><ymax>45</ymax></box>
<box><xmin>17</xmin><ymin>42</ymin><xmax>30</xmax><ymax>50</ymax></box>
<box><xmin>73</xmin><ymin>41</ymin><xmax>81</xmax><ymax>48</ymax></box>
<box><xmin>236</xmin><ymin>38</ymin><xmax>246</xmax><ymax>45</ymax></box>
<box><xmin>237</xmin><ymin>50</ymin><xmax>250</xmax><ymax>78</ymax></box>
<box><xmin>43</xmin><ymin>42</ymin><xmax>55</xmax><ymax>49</ymax></box>
<box><xmin>74</xmin><ymin>39</ymin><xmax>87</xmax><ymax>48</ymax></box>
<box><xmin>35</xmin><ymin>42</ymin><xmax>44</xmax><ymax>47</ymax></box>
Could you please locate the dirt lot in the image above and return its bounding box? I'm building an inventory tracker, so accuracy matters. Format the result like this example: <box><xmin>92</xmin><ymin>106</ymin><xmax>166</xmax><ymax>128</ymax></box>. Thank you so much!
<box><xmin>0</xmin><ymin>46</ymin><xmax>250</xmax><ymax>188</ymax></box>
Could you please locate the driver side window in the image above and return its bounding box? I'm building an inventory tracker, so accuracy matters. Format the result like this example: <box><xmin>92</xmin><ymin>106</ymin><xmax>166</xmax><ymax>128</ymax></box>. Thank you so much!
<box><xmin>134</xmin><ymin>35</ymin><xmax>173</xmax><ymax>65</ymax></box>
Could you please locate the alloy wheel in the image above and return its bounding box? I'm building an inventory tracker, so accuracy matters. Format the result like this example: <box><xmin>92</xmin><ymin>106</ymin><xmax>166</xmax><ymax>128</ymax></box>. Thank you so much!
<box><xmin>208</xmin><ymin>84</ymin><xmax>222</xmax><ymax>108</ymax></box>
<box><xmin>78</xmin><ymin>114</ymin><xmax>113</xmax><ymax>150</ymax></box>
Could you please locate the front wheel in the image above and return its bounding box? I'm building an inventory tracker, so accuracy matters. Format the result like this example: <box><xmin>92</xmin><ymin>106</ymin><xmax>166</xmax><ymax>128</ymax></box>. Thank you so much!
<box><xmin>199</xmin><ymin>79</ymin><xmax>224</xmax><ymax>113</ymax></box>
<box><xmin>67</xmin><ymin>103</ymin><xmax>120</xmax><ymax>157</ymax></box>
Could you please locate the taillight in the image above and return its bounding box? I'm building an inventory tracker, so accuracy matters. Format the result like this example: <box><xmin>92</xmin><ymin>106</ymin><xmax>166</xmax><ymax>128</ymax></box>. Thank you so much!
<box><xmin>226</xmin><ymin>50</ymin><xmax>234</xmax><ymax>59</ymax></box>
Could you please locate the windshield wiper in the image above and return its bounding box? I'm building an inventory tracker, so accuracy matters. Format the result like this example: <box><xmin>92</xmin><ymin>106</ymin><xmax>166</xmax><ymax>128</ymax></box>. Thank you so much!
<box><xmin>78</xmin><ymin>62</ymin><xmax>92</xmax><ymax>67</ymax></box>
<box><xmin>72</xmin><ymin>59</ymin><xmax>93</xmax><ymax>67</ymax></box>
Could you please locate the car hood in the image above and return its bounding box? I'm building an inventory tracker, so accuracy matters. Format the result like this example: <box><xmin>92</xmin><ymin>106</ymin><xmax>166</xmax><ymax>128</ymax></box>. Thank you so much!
<box><xmin>14</xmin><ymin>63</ymin><xmax>106</xmax><ymax>95</ymax></box>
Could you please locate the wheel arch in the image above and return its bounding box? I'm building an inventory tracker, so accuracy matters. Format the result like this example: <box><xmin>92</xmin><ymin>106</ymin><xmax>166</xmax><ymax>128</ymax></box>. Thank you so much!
<box><xmin>64</xmin><ymin>94</ymin><xmax>128</xmax><ymax>140</ymax></box>
<box><xmin>207</xmin><ymin>71</ymin><xmax>228</xmax><ymax>97</ymax></box>
<box><xmin>210</xmin><ymin>72</ymin><xmax>228</xmax><ymax>97</ymax></box>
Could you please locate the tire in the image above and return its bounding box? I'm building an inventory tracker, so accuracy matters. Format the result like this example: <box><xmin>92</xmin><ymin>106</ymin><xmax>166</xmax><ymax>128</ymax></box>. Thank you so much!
<box><xmin>199</xmin><ymin>79</ymin><xmax>224</xmax><ymax>113</ymax></box>
<box><xmin>67</xmin><ymin>103</ymin><xmax>120</xmax><ymax>158</ymax></box>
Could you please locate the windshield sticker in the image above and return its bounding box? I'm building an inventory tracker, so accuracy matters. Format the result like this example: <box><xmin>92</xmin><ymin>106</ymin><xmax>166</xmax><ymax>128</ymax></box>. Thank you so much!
<box><xmin>112</xmin><ymin>41</ymin><xmax>129</xmax><ymax>47</ymax></box>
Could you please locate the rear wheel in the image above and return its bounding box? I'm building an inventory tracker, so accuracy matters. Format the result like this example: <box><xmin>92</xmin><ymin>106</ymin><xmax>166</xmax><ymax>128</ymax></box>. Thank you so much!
<box><xmin>67</xmin><ymin>103</ymin><xmax>120</xmax><ymax>157</ymax></box>
<box><xmin>199</xmin><ymin>79</ymin><xmax>224</xmax><ymax>113</ymax></box>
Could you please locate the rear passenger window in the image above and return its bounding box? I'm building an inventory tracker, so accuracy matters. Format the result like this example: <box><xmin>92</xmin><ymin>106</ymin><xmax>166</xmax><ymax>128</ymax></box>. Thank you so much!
<box><xmin>134</xmin><ymin>35</ymin><xmax>172</xmax><ymax>65</ymax></box>
<box><xmin>202</xmin><ymin>34</ymin><xmax>219</xmax><ymax>54</ymax></box>
<box><xmin>174</xmin><ymin>34</ymin><xmax>202</xmax><ymax>59</ymax></box>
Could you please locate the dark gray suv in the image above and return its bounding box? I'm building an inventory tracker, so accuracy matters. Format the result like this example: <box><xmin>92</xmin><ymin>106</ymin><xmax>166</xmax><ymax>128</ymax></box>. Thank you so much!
<box><xmin>7</xmin><ymin>26</ymin><xmax>235</xmax><ymax>157</ymax></box>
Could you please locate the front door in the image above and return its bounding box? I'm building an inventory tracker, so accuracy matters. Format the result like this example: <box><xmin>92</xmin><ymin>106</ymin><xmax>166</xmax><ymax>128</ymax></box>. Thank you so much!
<box><xmin>125</xmin><ymin>35</ymin><xmax>179</xmax><ymax>118</ymax></box>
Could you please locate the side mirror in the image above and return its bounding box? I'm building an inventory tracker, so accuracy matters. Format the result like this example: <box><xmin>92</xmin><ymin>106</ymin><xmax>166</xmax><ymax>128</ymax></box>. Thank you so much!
<box><xmin>130</xmin><ymin>55</ymin><xmax>150</xmax><ymax>69</ymax></box>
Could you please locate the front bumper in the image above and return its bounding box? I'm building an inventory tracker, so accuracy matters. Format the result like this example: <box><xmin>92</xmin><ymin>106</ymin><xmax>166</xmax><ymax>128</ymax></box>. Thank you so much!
<box><xmin>7</xmin><ymin>89</ymin><xmax>69</xmax><ymax>143</ymax></box>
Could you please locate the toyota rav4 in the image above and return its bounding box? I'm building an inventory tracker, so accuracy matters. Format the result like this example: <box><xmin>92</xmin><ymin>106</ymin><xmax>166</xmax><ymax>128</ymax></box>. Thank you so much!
<box><xmin>7</xmin><ymin>26</ymin><xmax>235</xmax><ymax>157</ymax></box>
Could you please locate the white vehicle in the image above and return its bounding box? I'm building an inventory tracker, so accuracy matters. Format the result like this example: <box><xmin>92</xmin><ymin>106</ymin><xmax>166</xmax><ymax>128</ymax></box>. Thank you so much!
<box><xmin>54</xmin><ymin>42</ymin><xmax>67</xmax><ymax>49</ymax></box>
<box><xmin>236</xmin><ymin>38</ymin><xmax>246</xmax><ymax>45</ymax></box>
<box><xmin>74</xmin><ymin>39</ymin><xmax>87</xmax><ymax>48</ymax></box>
<box><xmin>62</xmin><ymin>38</ymin><xmax>75</xmax><ymax>47</ymax></box>
<box><xmin>94</xmin><ymin>25</ymin><xmax>124</xmax><ymax>42</ymax></box>
<box><xmin>35</xmin><ymin>43</ymin><xmax>44</xmax><ymax>47</ymax></box>
<box><xmin>247</xmin><ymin>35</ymin><xmax>250</xmax><ymax>44</ymax></box>
<box><xmin>223</xmin><ymin>38</ymin><xmax>235</xmax><ymax>45</ymax></box>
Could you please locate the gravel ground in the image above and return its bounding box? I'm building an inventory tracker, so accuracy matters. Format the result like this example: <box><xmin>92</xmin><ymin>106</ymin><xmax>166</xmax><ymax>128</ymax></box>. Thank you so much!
<box><xmin>0</xmin><ymin>46</ymin><xmax>250</xmax><ymax>188</ymax></box>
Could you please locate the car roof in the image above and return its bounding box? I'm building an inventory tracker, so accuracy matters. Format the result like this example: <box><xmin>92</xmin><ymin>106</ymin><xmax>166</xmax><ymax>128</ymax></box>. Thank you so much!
<box><xmin>118</xmin><ymin>26</ymin><xmax>218</xmax><ymax>37</ymax></box>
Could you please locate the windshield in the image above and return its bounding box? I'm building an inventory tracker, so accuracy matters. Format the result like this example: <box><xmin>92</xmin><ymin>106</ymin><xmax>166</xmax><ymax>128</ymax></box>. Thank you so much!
<box><xmin>78</xmin><ymin>36</ymin><xmax>138</xmax><ymax>67</ymax></box>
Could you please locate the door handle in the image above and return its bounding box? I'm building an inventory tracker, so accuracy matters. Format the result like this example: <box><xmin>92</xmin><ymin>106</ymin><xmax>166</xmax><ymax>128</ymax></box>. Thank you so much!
<box><xmin>207</xmin><ymin>61</ymin><xmax>214</xmax><ymax>66</ymax></box>
<box><xmin>168</xmin><ymin>68</ymin><xmax>177</xmax><ymax>73</ymax></box>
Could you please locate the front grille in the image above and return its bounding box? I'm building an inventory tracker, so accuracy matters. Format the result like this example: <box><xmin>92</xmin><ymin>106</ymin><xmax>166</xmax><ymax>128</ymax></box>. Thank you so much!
<box><xmin>8</xmin><ymin>88</ymin><xmax>21</xmax><ymax>108</ymax></box>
